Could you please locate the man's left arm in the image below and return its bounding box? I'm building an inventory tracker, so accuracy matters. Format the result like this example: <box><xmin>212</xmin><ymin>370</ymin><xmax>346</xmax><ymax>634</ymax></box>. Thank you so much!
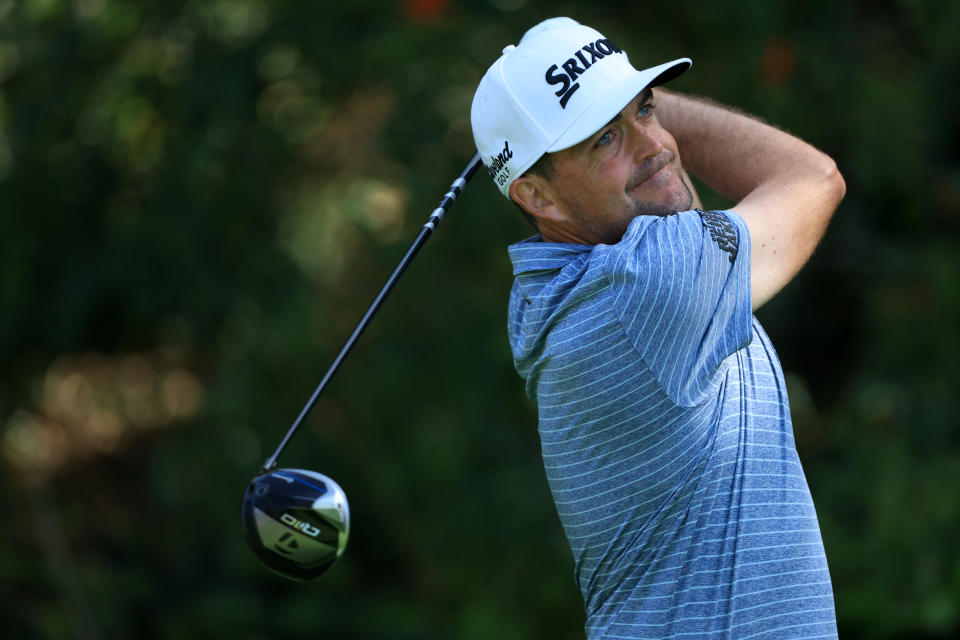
<box><xmin>654</xmin><ymin>89</ymin><xmax>846</xmax><ymax>310</ymax></box>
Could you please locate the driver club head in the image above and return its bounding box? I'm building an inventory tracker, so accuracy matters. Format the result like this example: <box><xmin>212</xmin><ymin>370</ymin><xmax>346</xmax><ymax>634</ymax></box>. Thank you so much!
<box><xmin>241</xmin><ymin>468</ymin><xmax>350</xmax><ymax>581</ymax></box>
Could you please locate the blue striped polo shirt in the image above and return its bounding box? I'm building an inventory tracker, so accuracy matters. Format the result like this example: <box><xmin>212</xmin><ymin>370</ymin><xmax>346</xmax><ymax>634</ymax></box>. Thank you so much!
<box><xmin>507</xmin><ymin>209</ymin><xmax>837</xmax><ymax>639</ymax></box>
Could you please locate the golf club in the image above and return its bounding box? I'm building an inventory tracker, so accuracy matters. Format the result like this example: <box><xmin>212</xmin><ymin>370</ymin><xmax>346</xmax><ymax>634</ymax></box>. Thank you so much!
<box><xmin>242</xmin><ymin>152</ymin><xmax>484</xmax><ymax>581</ymax></box>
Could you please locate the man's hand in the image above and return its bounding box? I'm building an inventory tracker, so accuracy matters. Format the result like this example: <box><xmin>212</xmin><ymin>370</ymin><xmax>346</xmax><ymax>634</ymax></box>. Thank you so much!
<box><xmin>654</xmin><ymin>89</ymin><xmax>846</xmax><ymax>310</ymax></box>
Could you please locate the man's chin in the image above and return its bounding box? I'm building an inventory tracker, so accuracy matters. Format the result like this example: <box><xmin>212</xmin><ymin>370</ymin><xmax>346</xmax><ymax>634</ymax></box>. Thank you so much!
<box><xmin>630</xmin><ymin>175</ymin><xmax>694</xmax><ymax>218</ymax></box>
<box><xmin>634</xmin><ymin>194</ymin><xmax>694</xmax><ymax>218</ymax></box>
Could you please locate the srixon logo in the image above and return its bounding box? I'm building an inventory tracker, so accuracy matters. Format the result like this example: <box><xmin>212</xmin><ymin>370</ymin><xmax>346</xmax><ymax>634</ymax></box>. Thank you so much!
<box><xmin>487</xmin><ymin>140</ymin><xmax>514</xmax><ymax>187</ymax></box>
<box><xmin>545</xmin><ymin>38</ymin><xmax>623</xmax><ymax>108</ymax></box>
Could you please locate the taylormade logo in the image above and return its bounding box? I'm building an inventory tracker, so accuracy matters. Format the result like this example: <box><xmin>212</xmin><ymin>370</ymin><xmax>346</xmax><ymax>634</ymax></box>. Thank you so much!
<box><xmin>545</xmin><ymin>38</ymin><xmax>623</xmax><ymax>108</ymax></box>
<box><xmin>487</xmin><ymin>140</ymin><xmax>514</xmax><ymax>187</ymax></box>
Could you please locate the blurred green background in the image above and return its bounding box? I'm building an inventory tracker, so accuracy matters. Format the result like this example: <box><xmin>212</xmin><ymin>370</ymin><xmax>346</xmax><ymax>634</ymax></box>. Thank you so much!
<box><xmin>2</xmin><ymin>0</ymin><xmax>958</xmax><ymax>638</ymax></box>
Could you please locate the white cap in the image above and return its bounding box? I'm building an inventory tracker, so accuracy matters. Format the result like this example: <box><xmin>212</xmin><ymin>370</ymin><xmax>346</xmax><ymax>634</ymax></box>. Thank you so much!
<box><xmin>471</xmin><ymin>17</ymin><xmax>691</xmax><ymax>198</ymax></box>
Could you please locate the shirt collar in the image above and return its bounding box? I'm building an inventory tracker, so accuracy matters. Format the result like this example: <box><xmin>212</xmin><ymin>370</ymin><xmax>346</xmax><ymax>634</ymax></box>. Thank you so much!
<box><xmin>507</xmin><ymin>235</ymin><xmax>593</xmax><ymax>277</ymax></box>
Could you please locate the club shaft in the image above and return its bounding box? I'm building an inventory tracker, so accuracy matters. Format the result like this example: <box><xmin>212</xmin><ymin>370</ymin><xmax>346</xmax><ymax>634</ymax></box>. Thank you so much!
<box><xmin>261</xmin><ymin>153</ymin><xmax>484</xmax><ymax>471</ymax></box>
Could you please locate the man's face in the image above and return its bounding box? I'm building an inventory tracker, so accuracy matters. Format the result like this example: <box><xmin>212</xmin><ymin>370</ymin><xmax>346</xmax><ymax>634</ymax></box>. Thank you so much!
<box><xmin>540</xmin><ymin>88</ymin><xmax>693</xmax><ymax>245</ymax></box>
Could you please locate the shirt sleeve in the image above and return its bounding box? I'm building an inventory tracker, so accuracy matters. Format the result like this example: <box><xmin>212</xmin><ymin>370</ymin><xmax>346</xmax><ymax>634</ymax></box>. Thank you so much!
<box><xmin>602</xmin><ymin>209</ymin><xmax>753</xmax><ymax>407</ymax></box>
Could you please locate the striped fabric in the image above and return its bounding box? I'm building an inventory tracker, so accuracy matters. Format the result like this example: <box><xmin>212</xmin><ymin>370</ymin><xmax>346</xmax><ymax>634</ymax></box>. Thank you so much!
<box><xmin>507</xmin><ymin>209</ymin><xmax>837</xmax><ymax>639</ymax></box>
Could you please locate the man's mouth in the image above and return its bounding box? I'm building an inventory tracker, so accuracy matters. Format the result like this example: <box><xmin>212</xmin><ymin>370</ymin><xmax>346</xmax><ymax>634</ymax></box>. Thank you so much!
<box><xmin>626</xmin><ymin>151</ymin><xmax>674</xmax><ymax>193</ymax></box>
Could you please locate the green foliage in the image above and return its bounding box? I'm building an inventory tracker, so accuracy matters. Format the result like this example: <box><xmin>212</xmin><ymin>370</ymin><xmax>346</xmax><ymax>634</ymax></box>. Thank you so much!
<box><xmin>1</xmin><ymin>0</ymin><xmax>957</xmax><ymax>638</ymax></box>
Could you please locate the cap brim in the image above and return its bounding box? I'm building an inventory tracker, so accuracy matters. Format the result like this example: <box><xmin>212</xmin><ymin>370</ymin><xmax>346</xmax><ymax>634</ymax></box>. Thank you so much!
<box><xmin>547</xmin><ymin>58</ymin><xmax>691</xmax><ymax>153</ymax></box>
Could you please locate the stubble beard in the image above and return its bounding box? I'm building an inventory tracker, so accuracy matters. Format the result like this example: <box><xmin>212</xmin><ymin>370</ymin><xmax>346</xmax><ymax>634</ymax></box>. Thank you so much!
<box><xmin>582</xmin><ymin>173</ymin><xmax>694</xmax><ymax>245</ymax></box>
<box><xmin>625</xmin><ymin>149</ymin><xmax>695</xmax><ymax>219</ymax></box>
<box><xmin>630</xmin><ymin>170</ymin><xmax>695</xmax><ymax>218</ymax></box>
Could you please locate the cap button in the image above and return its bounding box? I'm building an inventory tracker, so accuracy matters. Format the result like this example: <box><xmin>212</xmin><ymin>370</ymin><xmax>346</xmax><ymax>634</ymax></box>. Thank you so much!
<box><xmin>502</xmin><ymin>44</ymin><xmax>516</xmax><ymax>55</ymax></box>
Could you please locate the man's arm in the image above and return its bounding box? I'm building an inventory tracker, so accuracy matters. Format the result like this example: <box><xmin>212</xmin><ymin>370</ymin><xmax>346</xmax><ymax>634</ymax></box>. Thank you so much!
<box><xmin>654</xmin><ymin>89</ymin><xmax>846</xmax><ymax>310</ymax></box>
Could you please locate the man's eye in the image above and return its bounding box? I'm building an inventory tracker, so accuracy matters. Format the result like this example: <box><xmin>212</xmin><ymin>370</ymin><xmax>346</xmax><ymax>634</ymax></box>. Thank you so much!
<box><xmin>638</xmin><ymin>104</ymin><xmax>652</xmax><ymax>118</ymax></box>
<box><xmin>596</xmin><ymin>131</ymin><xmax>612</xmax><ymax>147</ymax></box>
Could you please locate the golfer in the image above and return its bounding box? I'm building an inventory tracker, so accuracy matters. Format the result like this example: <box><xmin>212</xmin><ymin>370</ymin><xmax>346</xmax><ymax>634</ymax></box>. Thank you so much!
<box><xmin>472</xmin><ymin>18</ymin><xmax>845</xmax><ymax>639</ymax></box>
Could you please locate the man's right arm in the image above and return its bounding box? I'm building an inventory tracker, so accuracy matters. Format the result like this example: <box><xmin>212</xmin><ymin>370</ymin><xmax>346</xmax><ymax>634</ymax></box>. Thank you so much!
<box><xmin>654</xmin><ymin>89</ymin><xmax>846</xmax><ymax>310</ymax></box>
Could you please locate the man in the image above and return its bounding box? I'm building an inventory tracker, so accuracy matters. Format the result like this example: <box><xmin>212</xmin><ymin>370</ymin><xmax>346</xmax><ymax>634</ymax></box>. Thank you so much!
<box><xmin>471</xmin><ymin>17</ymin><xmax>846</xmax><ymax>639</ymax></box>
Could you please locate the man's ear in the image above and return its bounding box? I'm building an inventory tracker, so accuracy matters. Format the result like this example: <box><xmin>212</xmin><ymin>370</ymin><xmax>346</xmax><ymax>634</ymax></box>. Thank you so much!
<box><xmin>509</xmin><ymin>175</ymin><xmax>565</xmax><ymax>223</ymax></box>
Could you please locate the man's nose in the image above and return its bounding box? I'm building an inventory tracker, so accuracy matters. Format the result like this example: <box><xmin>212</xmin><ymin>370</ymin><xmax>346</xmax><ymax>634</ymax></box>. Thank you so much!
<box><xmin>627</xmin><ymin>120</ymin><xmax>665</xmax><ymax>158</ymax></box>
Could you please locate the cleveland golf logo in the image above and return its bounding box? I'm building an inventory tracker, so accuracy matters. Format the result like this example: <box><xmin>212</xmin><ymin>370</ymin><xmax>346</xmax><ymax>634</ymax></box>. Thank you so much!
<box><xmin>545</xmin><ymin>38</ymin><xmax>623</xmax><ymax>108</ymax></box>
<box><xmin>487</xmin><ymin>139</ymin><xmax>514</xmax><ymax>187</ymax></box>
